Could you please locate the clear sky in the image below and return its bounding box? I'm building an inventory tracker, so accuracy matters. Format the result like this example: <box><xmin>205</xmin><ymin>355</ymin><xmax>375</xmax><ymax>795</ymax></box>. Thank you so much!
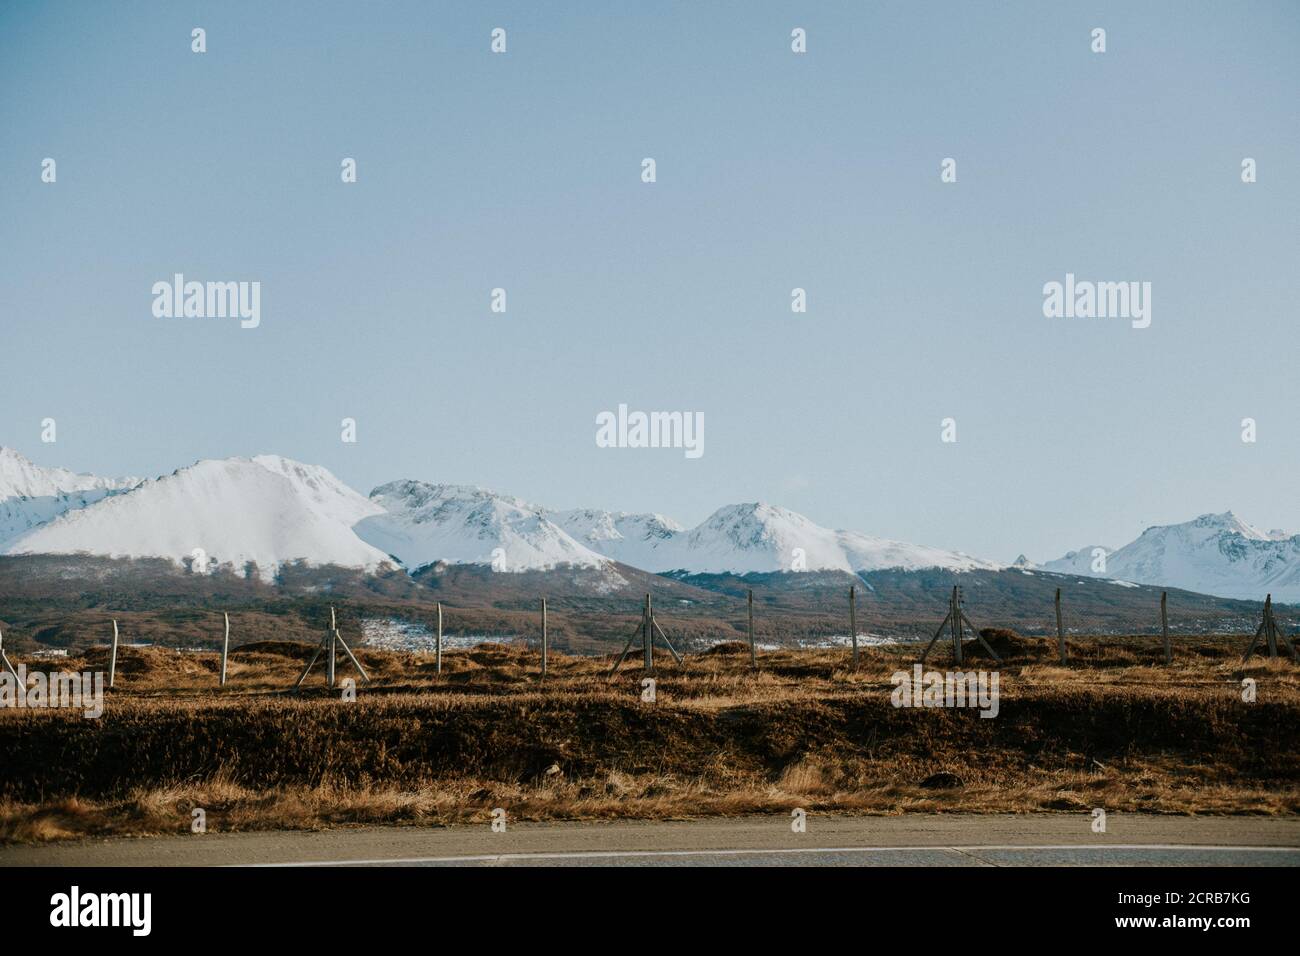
<box><xmin>2</xmin><ymin>1</ymin><xmax>1297</xmax><ymax>563</ymax></box>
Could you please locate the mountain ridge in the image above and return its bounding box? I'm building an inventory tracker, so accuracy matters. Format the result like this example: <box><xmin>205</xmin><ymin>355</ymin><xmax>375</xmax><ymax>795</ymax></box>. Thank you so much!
<box><xmin>4</xmin><ymin>448</ymin><xmax>1297</xmax><ymax>602</ymax></box>
<box><xmin>0</xmin><ymin>447</ymin><xmax>998</xmax><ymax>583</ymax></box>
<box><xmin>1043</xmin><ymin>511</ymin><xmax>1300</xmax><ymax>601</ymax></box>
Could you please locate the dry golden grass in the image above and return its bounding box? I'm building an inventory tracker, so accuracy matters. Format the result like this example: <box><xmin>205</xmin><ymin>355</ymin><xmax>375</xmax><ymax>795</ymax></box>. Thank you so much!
<box><xmin>1</xmin><ymin>633</ymin><xmax>1296</xmax><ymax>843</ymax></box>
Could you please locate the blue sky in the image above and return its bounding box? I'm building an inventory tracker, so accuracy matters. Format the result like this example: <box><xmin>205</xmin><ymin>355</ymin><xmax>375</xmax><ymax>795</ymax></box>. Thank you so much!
<box><xmin>2</xmin><ymin>1</ymin><xmax>1297</xmax><ymax>562</ymax></box>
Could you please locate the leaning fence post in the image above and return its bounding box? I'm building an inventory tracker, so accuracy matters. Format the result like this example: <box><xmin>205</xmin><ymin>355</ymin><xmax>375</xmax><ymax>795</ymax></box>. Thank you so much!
<box><xmin>643</xmin><ymin>593</ymin><xmax>654</xmax><ymax>672</ymax></box>
<box><xmin>1244</xmin><ymin>594</ymin><xmax>1295</xmax><ymax>661</ymax></box>
<box><xmin>109</xmin><ymin>619</ymin><xmax>119</xmax><ymax>689</ymax></box>
<box><xmin>1161</xmin><ymin>592</ymin><xmax>1171</xmax><ymax>665</ymax></box>
<box><xmin>220</xmin><ymin>611</ymin><xmax>230</xmax><ymax>686</ymax></box>
<box><xmin>1055</xmin><ymin>588</ymin><xmax>1066</xmax><ymax>664</ymax></box>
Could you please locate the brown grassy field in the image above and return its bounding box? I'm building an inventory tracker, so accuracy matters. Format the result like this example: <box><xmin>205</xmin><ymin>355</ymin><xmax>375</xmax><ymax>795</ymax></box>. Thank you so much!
<box><xmin>1</xmin><ymin>631</ymin><xmax>1297</xmax><ymax>843</ymax></box>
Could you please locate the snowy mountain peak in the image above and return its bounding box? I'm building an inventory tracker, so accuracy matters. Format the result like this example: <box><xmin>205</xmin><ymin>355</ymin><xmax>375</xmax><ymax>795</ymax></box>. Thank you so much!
<box><xmin>549</xmin><ymin>507</ymin><xmax>683</xmax><ymax>569</ymax></box>
<box><xmin>0</xmin><ymin>447</ymin><xmax>140</xmax><ymax>548</ymax></box>
<box><xmin>664</xmin><ymin>501</ymin><xmax>847</xmax><ymax>574</ymax></box>
<box><xmin>4</xmin><ymin>455</ymin><xmax>390</xmax><ymax>580</ymax></box>
<box><xmin>0</xmin><ymin>446</ymin><xmax>136</xmax><ymax>499</ymax></box>
<box><xmin>1044</xmin><ymin>512</ymin><xmax>1300</xmax><ymax>601</ymax></box>
<box><xmin>0</xmin><ymin>448</ymin><xmax>1004</xmax><ymax>584</ymax></box>
<box><xmin>696</xmin><ymin>501</ymin><xmax>818</xmax><ymax>545</ymax></box>
<box><xmin>1041</xmin><ymin>545</ymin><xmax>1112</xmax><ymax>575</ymax></box>
<box><xmin>1185</xmin><ymin>511</ymin><xmax>1272</xmax><ymax>541</ymax></box>
<box><xmin>359</xmin><ymin>481</ymin><xmax>609</xmax><ymax>572</ymax></box>
<box><xmin>581</xmin><ymin>500</ymin><xmax>1002</xmax><ymax>576</ymax></box>
<box><xmin>369</xmin><ymin>480</ymin><xmax>537</xmax><ymax>516</ymax></box>
<box><xmin>551</xmin><ymin>507</ymin><xmax>682</xmax><ymax>541</ymax></box>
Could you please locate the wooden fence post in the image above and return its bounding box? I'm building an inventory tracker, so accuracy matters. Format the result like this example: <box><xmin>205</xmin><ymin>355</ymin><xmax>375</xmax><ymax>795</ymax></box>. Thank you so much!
<box><xmin>541</xmin><ymin>597</ymin><xmax>548</xmax><ymax>678</ymax></box>
<box><xmin>327</xmin><ymin>606</ymin><xmax>338</xmax><ymax>689</ymax></box>
<box><xmin>849</xmin><ymin>585</ymin><xmax>858</xmax><ymax>667</ymax></box>
<box><xmin>951</xmin><ymin>587</ymin><xmax>963</xmax><ymax>666</ymax></box>
<box><xmin>220</xmin><ymin>611</ymin><xmax>230</xmax><ymax>687</ymax></box>
<box><xmin>1243</xmin><ymin>594</ymin><xmax>1296</xmax><ymax>661</ymax></box>
<box><xmin>1055</xmin><ymin>588</ymin><xmax>1066</xmax><ymax>664</ymax></box>
<box><xmin>109</xmin><ymin>619</ymin><xmax>119</xmax><ymax>689</ymax></box>
<box><xmin>643</xmin><ymin>593</ymin><xmax>654</xmax><ymax>672</ymax></box>
<box><xmin>1265</xmin><ymin>594</ymin><xmax>1278</xmax><ymax>657</ymax></box>
<box><xmin>747</xmin><ymin>589</ymin><xmax>756</xmax><ymax>666</ymax></box>
<box><xmin>1161</xmin><ymin>592</ymin><xmax>1171</xmax><ymax>665</ymax></box>
<box><xmin>436</xmin><ymin>602</ymin><xmax>443</xmax><ymax>674</ymax></box>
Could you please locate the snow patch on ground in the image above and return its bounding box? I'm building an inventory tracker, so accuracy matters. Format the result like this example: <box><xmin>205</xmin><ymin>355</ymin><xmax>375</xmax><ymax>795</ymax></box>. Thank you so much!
<box><xmin>359</xmin><ymin>617</ymin><xmax>526</xmax><ymax>653</ymax></box>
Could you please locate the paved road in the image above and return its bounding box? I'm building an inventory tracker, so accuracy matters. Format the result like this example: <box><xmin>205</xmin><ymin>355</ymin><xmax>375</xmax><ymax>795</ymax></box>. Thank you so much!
<box><xmin>3</xmin><ymin>815</ymin><xmax>1297</xmax><ymax>867</ymax></box>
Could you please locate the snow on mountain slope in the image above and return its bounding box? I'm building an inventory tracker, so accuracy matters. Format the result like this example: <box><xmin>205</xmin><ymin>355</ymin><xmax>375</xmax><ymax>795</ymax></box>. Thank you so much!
<box><xmin>359</xmin><ymin>491</ymin><xmax>997</xmax><ymax>577</ymax></box>
<box><xmin>7</xmin><ymin>446</ymin><xmax>1295</xmax><ymax>600</ymax></box>
<box><xmin>556</xmin><ymin>501</ymin><xmax>1000</xmax><ymax>575</ymax></box>
<box><xmin>550</xmin><ymin>508</ymin><xmax>684</xmax><ymax>569</ymax></box>
<box><xmin>357</xmin><ymin>482</ymin><xmax>612</xmax><ymax>573</ymax></box>
<box><xmin>661</xmin><ymin>503</ymin><xmax>852</xmax><ymax>574</ymax></box>
<box><xmin>4</xmin><ymin>456</ymin><xmax>391</xmax><ymax>580</ymax></box>
<box><xmin>836</xmin><ymin>527</ymin><xmax>999</xmax><ymax>574</ymax></box>
<box><xmin>0</xmin><ymin>447</ymin><xmax>139</xmax><ymax>547</ymax></box>
<box><xmin>1040</xmin><ymin>545</ymin><xmax>1113</xmax><ymax>576</ymax></box>
<box><xmin>249</xmin><ymin>455</ymin><xmax>382</xmax><ymax>527</ymax></box>
<box><xmin>0</xmin><ymin>449</ymin><xmax>1007</xmax><ymax>582</ymax></box>
<box><xmin>1043</xmin><ymin>512</ymin><xmax>1300</xmax><ymax>601</ymax></box>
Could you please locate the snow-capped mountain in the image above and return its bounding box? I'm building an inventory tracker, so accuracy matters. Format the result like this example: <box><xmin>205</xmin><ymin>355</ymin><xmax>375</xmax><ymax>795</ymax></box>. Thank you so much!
<box><xmin>4</xmin><ymin>455</ymin><xmax>391</xmax><ymax>580</ymax></box>
<box><xmin>1043</xmin><ymin>512</ymin><xmax>1300</xmax><ymax>601</ymax></box>
<box><xmin>0</xmin><ymin>447</ymin><xmax>138</xmax><ymax>547</ymax></box>
<box><xmin>20</xmin><ymin>448</ymin><xmax>1291</xmax><ymax>601</ymax></box>
<box><xmin>1040</xmin><ymin>545</ymin><xmax>1113</xmax><ymax>576</ymax></box>
<box><xmin>358</xmin><ymin>481</ymin><xmax>610</xmax><ymax>573</ymax></box>
<box><xmin>657</xmin><ymin>502</ymin><xmax>851</xmax><ymax>574</ymax></box>
<box><xmin>553</xmin><ymin>501</ymin><xmax>999</xmax><ymax>575</ymax></box>
<box><xmin>356</xmin><ymin>488</ymin><xmax>994</xmax><ymax>578</ymax></box>
<box><xmin>837</xmin><ymin>526</ymin><xmax>998</xmax><ymax>575</ymax></box>
<box><xmin>550</xmin><ymin>508</ymin><xmax>684</xmax><ymax>568</ymax></box>
<box><xmin>0</xmin><ymin>447</ymin><xmax>1003</xmax><ymax>583</ymax></box>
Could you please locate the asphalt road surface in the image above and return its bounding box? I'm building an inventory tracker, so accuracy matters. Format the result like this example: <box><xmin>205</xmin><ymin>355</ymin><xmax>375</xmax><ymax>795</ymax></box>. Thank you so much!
<box><xmin>3</xmin><ymin>814</ymin><xmax>1298</xmax><ymax>866</ymax></box>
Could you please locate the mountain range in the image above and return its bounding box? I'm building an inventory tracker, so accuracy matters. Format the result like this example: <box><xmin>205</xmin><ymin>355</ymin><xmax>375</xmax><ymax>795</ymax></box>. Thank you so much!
<box><xmin>1040</xmin><ymin>511</ymin><xmax>1300</xmax><ymax>601</ymax></box>
<box><xmin>0</xmin><ymin>448</ymin><xmax>993</xmax><ymax>582</ymax></box>
<box><xmin>1</xmin><ymin>447</ymin><xmax>1296</xmax><ymax>603</ymax></box>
